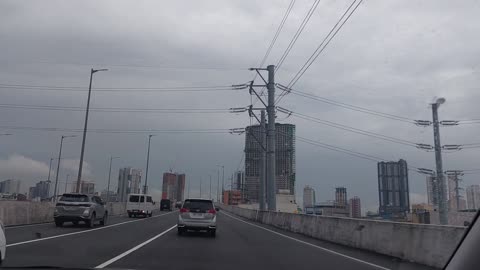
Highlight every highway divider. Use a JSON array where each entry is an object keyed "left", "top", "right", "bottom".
[
  {"left": 219, "top": 204, "right": 466, "bottom": 268},
  {"left": 0, "top": 201, "right": 127, "bottom": 226}
]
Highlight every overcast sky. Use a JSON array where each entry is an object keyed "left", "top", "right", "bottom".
[{"left": 1, "top": 0, "right": 479, "bottom": 212}]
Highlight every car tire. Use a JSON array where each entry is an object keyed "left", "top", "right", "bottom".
[
  {"left": 210, "top": 229, "right": 216, "bottom": 237},
  {"left": 72, "top": 221, "right": 79, "bottom": 226},
  {"left": 55, "top": 219, "right": 63, "bottom": 227},
  {"left": 128, "top": 213, "right": 132, "bottom": 218},
  {"left": 149, "top": 212, "right": 153, "bottom": 217},
  {"left": 88, "top": 213, "right": 96, "bottom": 228},
  {"left": 177, "top": 228, "right": 184, "bottom": 235},
  {"left": 100, "top": 213, "right": 108, "bottom": 226}
]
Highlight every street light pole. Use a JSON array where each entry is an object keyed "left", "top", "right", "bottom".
[
  {"left": 76, "top": 68, "right": 108, "bottom": 193},
  {"left": 47, "top": 157, "right": 54, "bottom": 198},
  {"left": 54, "top": 135, "right": 76, "bottom": 200},
  {"left": 107, "top": 156, "right": 119, "bottom": 203},
  {"left": 64, "top": 174, "right": 70, "bottom": 193},
  {"left": 209, "top": 175, "right": 212, "bottom": 200},
  {"left": 144, "top": 134, "right": 155, "bottom": 194}
]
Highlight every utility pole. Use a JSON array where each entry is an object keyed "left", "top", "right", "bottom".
[
  {"left": 222, "top": 166, "right": 225, "bottom": 202},
  {"left": 217, "top": 168, "right": 220, "bottom": 202},
  {"left": 432, "top": 98, "right": 448, "bottom": 224},
  {"left": 266, "top": 64, "right": 276, "bottom": 211},
  {"left": 76, "top": 68, "right": 108, "bottom": 193},
  {"left": 187, "top": 181, "right": 190, "bottom": 198},
  {"left": 64, "top": 174, "right": 70, "bottom": 193},
  {"left": 144, "top": 135, "right": 155, "bottom": 194},
  {"left": 200, "top": 179, "right": 202, "bottom": 198},
  {"left": 259, "top": 109, "right": 267, "bottom": 211},
  {"left": 54, "top": 135, "right": 75, "bottom": 200},
  {"left": 209, "top": 175, "right": 212, "bottom": 200},
  {"left": 106, "top": 156, "right": 119, "bottom": 203},
  {"left": 47, "top": 157, "right": 53, "bottom": 198}
]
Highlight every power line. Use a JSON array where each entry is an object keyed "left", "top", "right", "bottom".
[
  {"left": 276, "top": 0, "right": 322, "bottom": 71},
  {"left": 0, "top": 104, "right": 233, "bottom": 114},
  {"left": 287, "top": 0, "right": 364, "bottom": 89},
  {"left": 276, "top": 0, "right": 364, "bottom": 106},
  {"left": 287, "top": 110, "right": 418, "bottom": 147},
  {"left": 0, "top": 83, "right": 243, "bottom": 92},
  {"left": 256, "top": 0, "right": 296, "bottom": 72},
  {"left": 0, "top": 125, "right": 232, "bottom": 134},
  {"left": 286, "top": 88, "right": 414, "bottom": 123}
]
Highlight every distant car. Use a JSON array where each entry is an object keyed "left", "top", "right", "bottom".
[
  {"left": 0, "top": 220, "right": 5, "bottom": 265},
  {"left": 127, "top": 194, "right": 155, "bottom": 218},
  {"left": 54, "top": 193, "right": 108, "bottom": 228},
  {"left": 160, "top": 199, "right": 172, "bottom": 211},
  {"left": 175, "top": 201, "right": 182, "bottom": 209},
  {"left": 177, "top": 198, "right": 218, "bottom": 237}
]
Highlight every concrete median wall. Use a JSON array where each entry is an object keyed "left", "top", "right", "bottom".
[
  {"left": 220, "top": 205, "right": 466, "bottom": 268},
  {"left": 0, "top": 201, "right": 127, "bottom": 226}
]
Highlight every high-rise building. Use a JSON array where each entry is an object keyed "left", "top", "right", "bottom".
[
  {"left": 29, "top": 181, "right": 50, "bottom": 200},
  {"left": 0, "top": 179, "right": 21, "bottom": 194},
  {"left": 377, "top": 159, "right": 410, "bottom": 216},
  {"left": 235, "top": 171, "right": 245, "bottom": 191},
  {"left": 426, "top": 176, "right": 438, "bottom": 207},
  {"left": 244, "top": 123, "right": 295, "bottom": 202},
  {"left": 349, "top": 196, "right": 361, "bottom": 218},
  {"left": 447, "top": 175, "right": 464, "bottom": 211},
  {"left": 335, "top": 187, "right": 347, "bottom": 208},
  {"left": 117, "top": 167, "right": 142, "bottom": 202},
  {"left": 162, "top": 172, "right": 186, "bottom": 203},
  {"left": 466, "top": 185, "right": 480, "bottom": 210},
  {"left": 303, "top": 185, "right": 315, "bottom": 209}
]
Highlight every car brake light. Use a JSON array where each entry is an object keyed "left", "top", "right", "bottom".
[
  {"left": 180, "top": 208, "right": 189, "bottom": 213},
  {"left": 208, "top": 209, "right": 216, "bottom": 214}
]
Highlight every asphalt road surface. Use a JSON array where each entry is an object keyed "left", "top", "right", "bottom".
[{"left": 3, "top": 210, "right": 436, "bottom": 270}]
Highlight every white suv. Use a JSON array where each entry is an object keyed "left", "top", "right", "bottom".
[{"left": 177, "top": 199, "right": 218, "bottom": 237}]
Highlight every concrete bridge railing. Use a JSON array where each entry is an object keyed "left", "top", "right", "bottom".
[{"left": 220, "top": 204, "right": 466, "bottom": 269}]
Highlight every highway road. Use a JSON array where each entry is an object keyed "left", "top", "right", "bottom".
[{"left": 3, "top": 210, "right": 435, "bottom": 270}]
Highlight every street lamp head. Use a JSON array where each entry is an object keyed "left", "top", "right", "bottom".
[
  {"left": 62, "top": 135, "right": 77, "bottom": 139},
  {"left": 92, "top": 68, "right": 109, "bottom": 73},
  {"left": 436, "top": 97, "right": 446, "bottom": 105}
]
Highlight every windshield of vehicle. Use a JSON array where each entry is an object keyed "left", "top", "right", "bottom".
[
  {"left": 182, "top": 200, "right": 213, "bottom": 212},
  {"left": 129, "top": 195, "right": 140, "bottom": 203},
  {"left": 59, "top": 194, "right": 89, "bottom": 202}
]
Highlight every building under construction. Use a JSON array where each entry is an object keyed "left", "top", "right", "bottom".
[{"left": 244, "top": 123, "right": 295, "bottom": 203}]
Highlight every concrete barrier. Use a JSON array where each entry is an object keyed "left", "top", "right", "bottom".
[
  {"left": 220, "top": 205, "right": 466, "bottom": 268},
  {"left": 0, "top": 201, "right": 127, "bottom": 226}
]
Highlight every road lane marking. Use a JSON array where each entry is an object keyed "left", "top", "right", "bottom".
[
  {"left": 6, "top": 211, "right": 177, "bottom": 247},
  {"left": 95, "top": 225, "right": 177, "bottom": 268},
  {"left": 5, "top": 222, "right": 53, "bottom": 229},
  {"left": 221, "top": 211, "right": 390, "bottom": 270}
]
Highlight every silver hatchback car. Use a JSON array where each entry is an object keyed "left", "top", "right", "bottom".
[{"left": 177, "top": 199, "right": 218, "bottom": 237}]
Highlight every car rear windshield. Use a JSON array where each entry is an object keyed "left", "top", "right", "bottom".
[
  {"left": 129, "top": 195, "right": 140, "bottom": 202},
  {"left": 59, "top": 194, "right": 89, "bottom": 202},
  {"left": 183, "top": 200, "right": 213, "bottom": 211}
]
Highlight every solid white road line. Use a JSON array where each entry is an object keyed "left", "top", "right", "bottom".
[
  {"left": 6, "top": 211, "right": 177, "bottom": 247},
  {"left": 95, "top": 225, "right": 177, "bottom": 269},
  {"left": 220, "top": 211, "right": 390, "bottom": 270}
]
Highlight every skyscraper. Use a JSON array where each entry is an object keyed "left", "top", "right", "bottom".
[
  {"left": 377, "top": 159, "right": 410, "bottom": 216},
  {"left": 117, "top": 167, "right": 142, "bottom": 202},
  {"left": 29, "top": 180, "right": 50, "bottom": 199},
  {"left": 426, "top": 176, "right": 438, "bottom": 206},
  {"left": 335, "top": 187, "right": 347, "bottom": 208},
  {"left": 447, "top": 175, "right": 463, "bottom": 211},
  {"left": 466, "top": 185, "right": 480, "bottom": 210},
  {"left": 0, "top": 179, "right": 21, "bottom": 194},
  {"left": 349, "top": 196, "right": 361, "bottom": 218},
  {"left": 303, "top": 185, "right": 315, "bottom": 209},
  {"left": 244, "top": 123, "right": 295, "bottom": 202},
  {"left": 162, "top": 172, "right": 185, "bottom": 202},
  {"left": 235, "top": 171, "right": 245, "bottom": 191}
]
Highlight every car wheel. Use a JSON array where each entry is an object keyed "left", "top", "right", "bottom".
[
  {"left": 88, "top": 213, "right": 96, "bottom": 228},
  {"left": 177, "top": 228, "right": 184, "bottom": 235},
  {"left": 210, "top": 229, "right": 216, "bottom": 237},
  {"left": 100, "top": 213, "right": 108, "bottom": 226},
  {"left": 149, "top": 212, "right": 153, "bottom": 217},
  {"left": 72, "top": 221, "right": 79, "bottom": 226},
  {"left": 55, "top": 219, "right": 63, "bottom": 227},
  {"left": 128, "top": 213, "right": 132, "bottom": 218}
]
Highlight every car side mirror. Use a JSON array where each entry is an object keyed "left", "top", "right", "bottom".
[{"left": 215, "top": 207, "right": 220, "bottom": 211}]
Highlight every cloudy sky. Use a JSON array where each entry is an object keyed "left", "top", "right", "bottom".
[{"left": 1, "top": 0, "right": 479, "bottom": 212}]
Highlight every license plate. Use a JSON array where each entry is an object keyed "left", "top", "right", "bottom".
[
  {"left": 64, "top": 206, "right": 77, "bottom": 211},
  {"left": 190, "top": 213, "right": 204, "bottom": 218}
]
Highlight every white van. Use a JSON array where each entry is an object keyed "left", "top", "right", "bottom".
[{"left": 127, "top": 194, "right": 155, "bottom": 218}]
